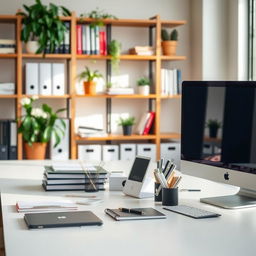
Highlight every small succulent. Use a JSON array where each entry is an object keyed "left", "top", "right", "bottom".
[
  {"left": 118, "top": 117, "right": 135, "bottom": 126},
  {"left": 161, "top": 29, "right": 178, "bottom": 41},
  {"left": 137, "top": 77, "right": 150, "bottom": 86}
]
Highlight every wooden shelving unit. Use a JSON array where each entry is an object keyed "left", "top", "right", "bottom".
[{"left": 0, "top": 13, "right": 186, "bottom": 160}]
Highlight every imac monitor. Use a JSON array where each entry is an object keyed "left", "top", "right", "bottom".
[{"left": 181, "top": 81, "right": 256, "bottom": 209}]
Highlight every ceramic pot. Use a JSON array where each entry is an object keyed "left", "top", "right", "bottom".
[
  {"left": 122, "top": 125, "right": 132, "bottom": 136},
  {"left": 209, "top": 127, "right": 218, "bottom": 138},
  {"left": 25, "top": 41, "right": 39, "bottom": 54},
  {"left": 138, "top": 86, "right": 150, "bottom": 95},
  {"left": 84, "top": 81, "right": 96, "bottom": 95},
  {"left": 161, "top": 41, "right": 177, "bottom": 55},
  {"left": 24, "top": 142, "right": 47, "bottom": 160}
]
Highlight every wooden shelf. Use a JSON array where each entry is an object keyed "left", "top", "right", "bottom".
[
  {"left": 0, "top": 54, "right": 17, "bottom": 59},
  {"left": 0, "top": 95, "right": 17, "bottom": 99},
  {"left": 76, "top": 134, "right": 156, "bottom": 141},
  {"left": 20, "top": 94, "right": 70, "bottom": 99},
  {"left": 160, "top": 95, "right": 181, "bottom": 99},
  {"left": 160, "top": 133, "right": 181, "bottom": 140},
  {"left": 161, "top": 56, "right": 186, "bottom": 61},
  {"left": 0, "top": 15, "right": 17, "bottom": 23},
  {"left": 75, "top": 94, "right": 157, "bottom": 99},
  {"left": 22, "top": 54, "right": 72, "bottom": 59},
  {"left": 76, "top": 54, "right": 157, "bottom": 60},
  {"left": 161, "top": 20, "right": 187, "bottom": 28}
]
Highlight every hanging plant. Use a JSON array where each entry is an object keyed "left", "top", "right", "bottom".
[{"left": 108, "top": 40, "right": 121, "bottom": 74}]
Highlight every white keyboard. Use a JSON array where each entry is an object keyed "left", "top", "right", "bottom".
[{"left": 163, "top": 205, "right": 221, "bottom": 219}]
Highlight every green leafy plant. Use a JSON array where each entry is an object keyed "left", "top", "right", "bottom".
[
  {"left": 118, "top": 117, "right": 136, "bottom": 127},
  {"left": 80, "top": 7, "right": 118, "bottom": 27},
  {"left": 77, "top": 66, "right": 103, "bottom": 82},
  {"left": 18, "top": 96, "right": 66, "bottom": 147},
  {"left": 18, "top": 0, "right": 71, "bottom": 53},
  {"left": 161, "top": 29, "right": 178, "bottom": 41},
  {"left": 137, "top": 77, "right": 150, "bottom": 86},
  {"left": 206, "top": 119, "right": 222, "bottom": 129},
  {"left": 108, "top": 40, "right": 121, "bottom": 74}
]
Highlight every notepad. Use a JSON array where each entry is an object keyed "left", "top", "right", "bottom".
[{"left": 105, "top": 207, "right": 166, "bottom": 221}]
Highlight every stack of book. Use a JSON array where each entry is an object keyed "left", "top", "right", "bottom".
[
  {"left": 161, "top": 69, "right": 182, "bottom": 96},
  {"left": 107, "top": 87, "right": 134, "bottom": 95},
  {"left": 135, "top": 112, "right": 155, "bottom": 135},
  {"left": 77, "top": 126, "right": 107, "bottom": 138},
  {"left": 0, "top": 83, "right": 15, "bottom": 95},
  {"left": 0, "top": 39, "right": 15, "bottom": 53},
  {"left": 42, "top": 163, "right": 108, "bottom": 191},
  {"left": 129, "top": 46, "right": 154, "bottom": 56},
  {"left": 76, "top": 24, "right": 107, "bottom": 55}
]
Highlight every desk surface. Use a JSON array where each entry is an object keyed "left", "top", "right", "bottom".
[{"left": 0, "top": 160, "right": 255, "bottom": 256}]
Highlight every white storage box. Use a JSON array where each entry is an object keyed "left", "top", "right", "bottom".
[
  {"left": 136, "top": 144, "right": 156, "bottom": 162},
  {"left": 120, "top": 144, "right": 136, "bottom": 161},
  {"left": 109, "top": 173, "right": 127, "bottom": 191},
  {"left": 102, "top": 145, "right": 119, "bottom": 161},
  {"left": 161, "top": 142, "right": 180, "bottom": 170},
  {"left": 78, "top": 145, "right": 101, "bottom": 161}
]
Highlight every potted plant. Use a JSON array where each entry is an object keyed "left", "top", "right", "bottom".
[
  {"left": 161, "top": 29, "right": 178, "bottom": 56},
  {"left": 137, "top": 77, "right": 151, "bottom": 95},
  {"left": 77, "top": 66, "right": 103, "bottom": 95},
  {"left": 118, "top": 116, "right": 135, "bottom": 136},
  {"left": 108, "top": 40, "right": 121, "bottom": 74},
  {"left": 18, "top": 96, "right": 66, "bottom": 159},
  {"left": 206, "top": 119, "right": 221, "bottom": 138},
  {"left": 18, "top": 0, "right": 71, "bottom": 54}
]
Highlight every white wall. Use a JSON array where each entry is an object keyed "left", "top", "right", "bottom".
[{"left": 0, "top": 0, "right": 192, "bottom": 134}]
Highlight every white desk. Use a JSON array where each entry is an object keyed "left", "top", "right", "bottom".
[{"left": 0, "top": 160, "right": 256, "bottom": 256}]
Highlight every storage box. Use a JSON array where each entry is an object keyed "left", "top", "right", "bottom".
[
  {"left": 78, "top": 145, "right": 101, "bottom": 161},
  {"left": 102, "top": 145, "right": 119, "bottom": 161},
  {"left": 120, "top": 144, "right": 136, "bottom": 161},
  {"left": 109, "top": 173, "right": 127, "bottom": 191},
  {"left": 136, "top": 144, "right": 156, "bottom": 162},
  {"left": 160, "top": 142, "right": 180, "bottom": 170}
]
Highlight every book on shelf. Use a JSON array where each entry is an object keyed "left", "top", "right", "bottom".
[
  {"left": 78, "top": 131, "right": 108, "bottom": 138},
  {"left": 76, "top": 24, "right": 82, "bottom": 54},
  {"left": 99, "top": 31, "right": 107, "bottom": 55},
  {"left": 135, "top": 112, "right": 155, "bottom": 135},
  {"left": 0, "top": 83, "right": 15, "bottom": 95},
  {"left": 0, "top": 39, "right": 15, "bottom": 54},
  {"left": 63, "top": 21, "right": 71, "bottom": 53},
  {"left": 129, "top": 46, "right": 154, "bottom": 55},
  {"left": 161, "top": 68, "right": 182, "bottom": 96},
  {"left": 78, "top": 126, "right": 103, "bottom": 132}
]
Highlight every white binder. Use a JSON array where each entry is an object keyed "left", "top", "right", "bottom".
[
  {"left": 52, "top": 63, "right": 65, "bottom": 95},
  {"left": 120, "top": 144, "right": 136, "bottom": 161},
  {"left": 102, "top": 145, "right": 119, "bottom": 161},
  {"left": 39, "top": 63, "right": 52, "bottom": 95},
  {"left": 78, "top": 145, "right": 102, "bottom": 161},
  {"left": 50, "top": 119, "right": 69, "bottom": 160},
  {"left": 26, "top": 63, "right": 39, "bottom": 95}
]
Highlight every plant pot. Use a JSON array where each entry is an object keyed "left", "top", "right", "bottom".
[
  {"left": 138, "top": 86, "right": 150, "bottom": 96},
  {"left": 161, "top": 41, "right": 177, "bottom": 56},
  {"left": 24, "top": 142, "right": 47, "bottom": 160},
  {"left": 84, "top": 81, "right": 96, "bottom": 95},
  {"left": 25, "top": 41, "right": 39, "bottom": 54},
  {"left": 209, "top": 127, "right": 218, "bottom": 138},
  {"left": 122, "top": 125, "right": 132, "bottom": 136}
]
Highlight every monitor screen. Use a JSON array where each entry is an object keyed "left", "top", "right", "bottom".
[{"left": 181, "top": 81, "right": 256, "bottom": 175}]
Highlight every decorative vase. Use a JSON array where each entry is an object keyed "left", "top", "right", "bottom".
[
  {"left": 25, "top": 41, "right": 39, "bottom": 54},
  {"left": 138, "top": 86, "right": 150, "bottom": 96},
  {"left": 161, "top": 41, "right": 177, "bottom": 55},
  {"left": 122, "top": 125, "right": 132, "bottom": 136},
  {"left": 24, "top": 142, "right": 47, "bottom": 160},
  {"left": 84, "top": 81, "right": 96, "bottom": 95}
]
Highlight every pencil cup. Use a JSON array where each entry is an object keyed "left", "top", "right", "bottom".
[
  {"left": 154, "top": 183, "right": 162, "bottom": 202},
  {"left": 162, "top": 188, "right": 178, "bottom": 206}
]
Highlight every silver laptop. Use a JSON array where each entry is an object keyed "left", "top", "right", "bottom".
[{"left": 24, "top": 211, "right": 103, "bottom": 229}]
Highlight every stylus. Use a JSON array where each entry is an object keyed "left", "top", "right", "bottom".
[
  {"left": 180, "top": 189, "right": 201, "bottom": 192},
  {"left": 163, "top": 160, "right": 171, "bottom": 176}
]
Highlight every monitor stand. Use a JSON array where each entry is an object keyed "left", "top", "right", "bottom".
[{"left": 200, "top": 188, "right": 256, "bottom": 209}]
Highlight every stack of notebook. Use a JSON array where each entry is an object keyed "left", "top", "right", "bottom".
[{"left": 42, "top": 163, "right": 108, "bottom": 191}]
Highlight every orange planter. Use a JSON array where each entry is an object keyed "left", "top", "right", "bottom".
[
  {"left": 83, "top": 81, "right": 96, "bottom": 95},
  {"left": 24, "top": 142, "right": 47, "bottom": 160},
  {"left": 161, "top": 41, "right": 177, "bottom": 56}
]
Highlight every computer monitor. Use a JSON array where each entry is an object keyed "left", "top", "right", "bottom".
[{"left": 181, "top": 81, "right": 256, "bottom": 209}]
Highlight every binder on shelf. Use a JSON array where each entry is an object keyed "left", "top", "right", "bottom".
[
  {"left": 8, "top": 121, "right": 17, "bottom": 160},
  {"left": 137, "top": 144, "right": 156, "bottom": 162},
  {"left": 90, "top": 26, "right": 96, "bottom": 55},
  {"left": 26, "top": 63, "right": 39, "bottom": 95},
  {"left": 78, "top": 145, "right": 102, "bottom": 161},
  {"left": 143, "top": 112, "right": 155, "bottom": 135},
  {"left": 82, "top": 25, "right": 86, "bottom": 54},
  {"left": 102, "top": 145, "right": 119, "bottom": 161},
  {"left": 94, "top": 26, "right": 100, "bottom": 55},
  {"left": 85, "top": 25, "right": 91, "bottom": 55},
  {"left": 120, "top": 144, "right": 136, "bottom": 161},
  {"left": 0, "top": 121, "right": 8, "bottom": 160},
  {"left": 52, "top": 63, "right": 65, "bottom": 95},
  {"left": 63, "top": 21, "right": 70, "bottom": 53},
  {"left": 76, "top": 24, "right": 82, "bottom": 54},
  {"left": 39, "top": 63, "right": 52, "bottom": 95},
  {"left": 161, "top": 142, "right": 180, "bottom": 170},
  {"left": 50, "top": 119, "right": 69, "bottom": 160}
]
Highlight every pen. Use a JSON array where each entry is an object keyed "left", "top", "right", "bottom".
[
  {"left": 180, "top": 189, "right": 201, "bottom": 192},
  {"left": 119, "top": 208, "right": 144, "bottom": 215}
]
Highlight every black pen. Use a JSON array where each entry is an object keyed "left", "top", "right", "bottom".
[
  {"left": 180, "top": 189, "right": 201, "bottom": 192},
  {"left": 119, "top": 208, "right": 144, "bottom": 215}
]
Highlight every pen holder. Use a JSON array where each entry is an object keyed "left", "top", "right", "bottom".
[
  {"left": 162, "top": 187, "right": 178, "bottom": 206},
  {"left": 154, "top": 183, "right": 162, "bottom": 202}
]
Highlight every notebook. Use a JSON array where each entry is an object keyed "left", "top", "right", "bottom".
[
  {"left": 104, "top": 207, "right": 166, "bottom": 221},
  {"left": 24, "top": 211, "right": 103, "bottom": 229}
]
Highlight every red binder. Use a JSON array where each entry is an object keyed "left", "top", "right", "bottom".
[{"left": 143, "top": 112, "right": 155, "bottom": 135}]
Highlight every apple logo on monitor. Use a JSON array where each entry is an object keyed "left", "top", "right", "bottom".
[{"left": 224, "top": 172, "right": 229, "bottom": 181}]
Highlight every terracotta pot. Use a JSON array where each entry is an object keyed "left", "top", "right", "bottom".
[
  {"left": 138, "top": 86, "right": 150, "bottom": 95},
  {"left": 83, "top": 81, "right": 96, "bottom": 95},
  {"left": 161, "top": 41, "right": 177, "bottom": 56},
  {"left": 24, "top": 142, "right": 47, "bottom": 160},
  {"left": 25, "top": 41, "right": 39, "bottom": 54}
]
